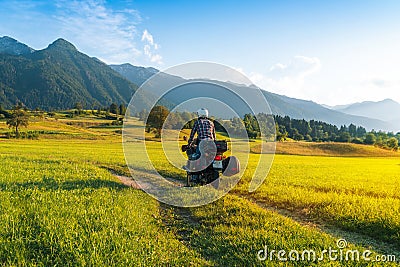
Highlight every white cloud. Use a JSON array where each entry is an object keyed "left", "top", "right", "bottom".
[
  {"left": 363, "top": 78, "right": 391, "bottom": 88},
  {"left": 141, "top": 29, "right": 163, "bottom": 65},
  {"left": 141, "top": 29, "right": 154, "bottom": 45},
  {"left": 0, "top": 0, "right": 163, "bottom": 66},
  {"left": 53, "top": 0, "right": 145, "bottom": 64},
  {"left": 246, "top": 56, "right": 322, "bottom": 100},
  {"left": 267, "top": 56, "right": 321, "bottom": 79},
  {"left": 248, "top": 72, "right": 265, "bottom": 85},
  {"left": 245, "top": 58, "right": 400, "bottom": 105},
  {"left": 295, "top": 56, "right": 321, "bottom": 79},
  {"left": 269, "top": 63, "right": 287, "bottom": 71},
  {"left": 356, "top": 78, "right": 400, "bottom": 101},
  {"left": 150, "top": 54, "right": 162, "bottom": 64},
  {"left": 0, "top": 0, "right": 156, "bottom": 66}
]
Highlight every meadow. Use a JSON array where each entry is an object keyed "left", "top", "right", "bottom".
[{"left": 0, "top": 116, "right": 399, "bottom": 266}]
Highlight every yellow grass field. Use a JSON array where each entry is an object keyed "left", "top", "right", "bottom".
[{"left": 251, "top": 141, "right": 400, "bottom": 157}]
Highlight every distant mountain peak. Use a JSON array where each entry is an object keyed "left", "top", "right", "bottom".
[
  {"left": 1, "top": 36, "right": 16, "bottom": 42},
  {"left": 110, "top": 63, "right": 160, "bottom": 86},
  {"left": 381, "top": 98, "right": 398, "bottom": 104},
  {"left": 344, "top": 98, "right": 398, "bottom": 108},
  {"left": 335, "top": 98, "right": 400, "bottom": 124},
  {"left": 47, "top": 38, "right": 77, "bottom": 51},
  {"left": 0, "top": 36, "right": 35, "bottom": 55}
]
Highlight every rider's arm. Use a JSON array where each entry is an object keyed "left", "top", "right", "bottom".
[
  {"left": 188, "top": 120, "right": 198, "bottom": 144},
  {"left": 213, "top": 128, "right": 216, "bottom": 140},
  {"left": 212, "top": 121, "right": 216, "bottom": 140}
]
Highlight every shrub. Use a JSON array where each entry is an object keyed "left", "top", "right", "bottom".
[
  {"left": 387, "top": 137, "right": 399, "bottom": 150},
  {"left": 364, "top": 133, "right": 376, "bottom": 145},
  {"left": 351, "top": 138, "right": 363, "bottom": 144}
]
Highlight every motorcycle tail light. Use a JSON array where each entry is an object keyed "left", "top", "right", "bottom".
[{"left": 214, "top": 155, "right": 222, "bottom": 161}]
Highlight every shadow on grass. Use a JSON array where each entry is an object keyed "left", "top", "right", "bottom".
[
  {"left": 99, "top": 164, "right": 131, "bottom": 177},
  {"left": 0, "top": 177, "right": 127, "bottom": 192},
  {"left": 100, "top": 164, "right": 186, "bottom": 182}
]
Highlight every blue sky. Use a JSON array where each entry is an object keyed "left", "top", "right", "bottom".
[{"left": 1, "top": 0, "right": 400, "bottom": 105}]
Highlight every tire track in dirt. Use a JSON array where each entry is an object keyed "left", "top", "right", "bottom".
[{"left": 110, "top": 170, "right": 212, "bottom": 265}]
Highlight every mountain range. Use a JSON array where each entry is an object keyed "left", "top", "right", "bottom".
[
  {"left": 331, "top": 99, "right": 400, "bottom": 122},
  {"left": 1, "top": 36, "right": 399, "bottom": 132},
  {"left": 0, "top": 36, "right": 152, "bottom": 110},
  {"left": 110, "top": 63, "right": 397, "bottom": 131}
]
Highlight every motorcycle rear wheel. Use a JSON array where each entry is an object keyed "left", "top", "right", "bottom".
[{"left": 186, "top": 173, "right": 200, "bottom": 187}]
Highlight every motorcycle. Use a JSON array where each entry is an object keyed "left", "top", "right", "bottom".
[{"left": 181, "top": 139, "right": 240, "bottom": 187}]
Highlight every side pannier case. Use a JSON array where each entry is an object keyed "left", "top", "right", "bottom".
[{"left": 222, "top": 156, "right": 240, "bottom": 176}]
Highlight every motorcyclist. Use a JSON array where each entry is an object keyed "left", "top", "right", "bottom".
[
  {"left": 183, "top": 108, "right": 216, "bottom": 172},
  {"left": 182, "top": 108, "right": 239, "bottom": 185},
  {"left": 188, "top": 108, "right": 216, "bottom": 149}
]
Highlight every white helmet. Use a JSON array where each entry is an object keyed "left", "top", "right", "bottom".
[{"left": 197, "top": 108, "right": 209, "bottom": 118}]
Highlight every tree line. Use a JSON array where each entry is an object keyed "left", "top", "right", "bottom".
[
  {"left": 0, "top": 102, "right": 128, "bottom": 138},
  {"left": 2, "top": 102, "right": 399, "bottom": 151},
  {"left": 273, "top": 115, "right": 399, "bottom": 150},
  {"left": 142, "top": 106, "right": 399, "bottom": 150},
  {"left": 72, "top": 102, "right": 127, "bottom": 117}
]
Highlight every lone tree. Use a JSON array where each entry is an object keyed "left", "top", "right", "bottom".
[
  {"left": 119, "top": 103, "right": 126, "bottom": 116},
  {"left": 110, "top": 103, "right": 119, "bottom": 115},
  {"left": 74, "top": 102, "right": 83, "bottom": 114},
  {"left": 6, "top": 104, "right": 29, "bottom": 138},
  {"left": 146, "top": 105, "right": 169, "bottom": 138}
]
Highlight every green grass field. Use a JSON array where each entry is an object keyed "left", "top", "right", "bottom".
[{"left": 0, "top": 117, "right": 399, "bottom": 266}]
